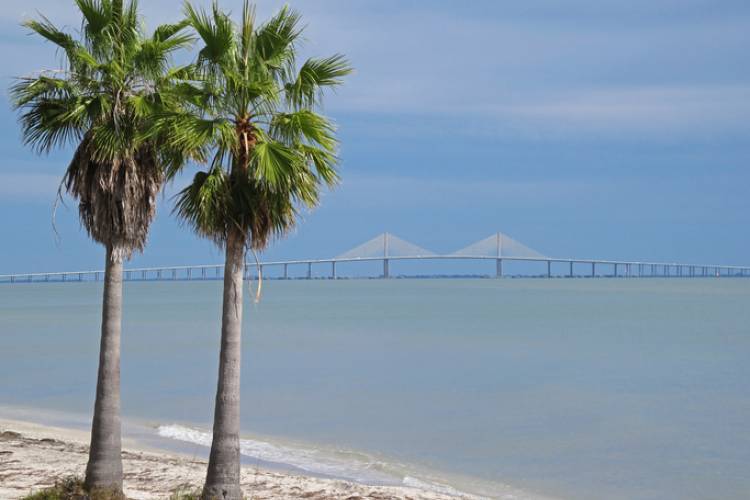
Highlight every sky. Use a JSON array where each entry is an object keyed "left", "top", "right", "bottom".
[{"left": 0, "top": 0, "right": 749, "bottom": 274}]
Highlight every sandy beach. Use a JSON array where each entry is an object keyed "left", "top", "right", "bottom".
[{"left": 0, "top": 418, "right": 490, "bottom": 500}]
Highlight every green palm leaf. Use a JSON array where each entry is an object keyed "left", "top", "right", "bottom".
[{"left": 173, "top": 0, "right": 352, "bottom": 251}]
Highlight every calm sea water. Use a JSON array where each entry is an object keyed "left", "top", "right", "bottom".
[{"left": 1, "top": 278, "right": 749, "bottom": 499}]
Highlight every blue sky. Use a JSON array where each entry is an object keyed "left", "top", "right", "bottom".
[{"left": 1, "top": 0, "right": 749, "bottom": 273}]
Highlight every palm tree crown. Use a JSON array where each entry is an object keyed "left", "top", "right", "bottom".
[
  {"left": 163, "top": 1, "right": 352, "bottom": 252},
  {"left": 11, "top": 0, "right": 194, "bottom": 260}
]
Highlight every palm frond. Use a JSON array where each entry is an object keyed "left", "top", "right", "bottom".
[
  {"left": 300, "top": 144, "right": 339, "bottom": 186},
  {"left": 285, "top": 54, "right": 352, "bottom": 109},
  {"left": 184, "top": 1, "right": 236, "bottom": 70},
  {"left": 24, "top": 16, "right": 100, "bottom": 74},
  {"left": 270, "top": 110, "right": 336, "bottom": 150},
  {"left": 254, "top": 5, "right": 302, "bottom": 69},
  {"left": 15, "top": 91, "right": 90, "bottom": 153},
  {"left": 153, "top": 19, "right": 191, "bottom": 42},
  {"left": 240, "top": 1, "right": 255, "bottom": 65},
  {"left": 74, "top": 0, "right": 112, "bottom": 40},
  {"left": 151, "top": 112, "right": 233, "bottom": 164},
  {"left": 174, "top": 166, "right": 231, "bottom": 244},
  {"left": 24, "top": 15, "right": 77, "bottom": 52},
  {"left": 135, "top": 30, "right": 194, "bottom": 78},
  {"left": 251, "top": 138, "right": 297, "bottom": 188}
]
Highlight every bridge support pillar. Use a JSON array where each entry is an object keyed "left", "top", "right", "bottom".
[
  {"left": 307, "top": 262, "right": 312, "bottom": 279},
  {"left": 332, "top": 262, "right": 337, "bottom": 280},
  {"left": 496, "top": 259, "right": 502, "bottom": 278},
  {"left": 284, "top": 263, "right": 289, "bottom": 280},
  {"left": 569, "top": 261, "right": 573, "bottom": 278},
  {"left": 614, "top": 263, "right": 617, "bottom": 277},
  {"left": 547, "top": 260, "right": 551, "bottom": 278},
  {"left": 384, "top": 259, "right": 390, "bottom": 279},
  {"left": 592, "top": 262, "right": 596, "bottom": 278}
]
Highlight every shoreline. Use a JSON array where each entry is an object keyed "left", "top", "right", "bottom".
[
  {"left": 0, "top": 417, "right": 485, "bottom": 500},
  {"left": 0, "top": 405, "right": 558, "bottom": 500}
]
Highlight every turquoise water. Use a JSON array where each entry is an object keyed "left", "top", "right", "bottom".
[{"left": 1, "top": 279, "right": 749, "bottom": 499}]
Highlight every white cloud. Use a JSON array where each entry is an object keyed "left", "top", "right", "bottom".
[
  {"left": 492, "top": 85, "right": 750, "bottom": 138},
  {"left": 2, "top": 0, "right": 748, "bottom": 141}
]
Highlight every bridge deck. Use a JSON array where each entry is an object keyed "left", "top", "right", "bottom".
[{"left": 1, "top": 255, "right": 748, "bottom": 283}]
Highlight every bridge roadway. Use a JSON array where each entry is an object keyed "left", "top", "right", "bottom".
[{"left": 1, "top": 255, "right": 749, "bottom": 283}]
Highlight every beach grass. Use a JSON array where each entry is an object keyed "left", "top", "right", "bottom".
[
  {"left": 21, "top": 477, "right": 204, "bottom": 500},
  {"left": 21, "top": 476, "right": 124, "bottom": 500},
  {"left": 168, "top": 485, "right": 202, "bottom": 499}
]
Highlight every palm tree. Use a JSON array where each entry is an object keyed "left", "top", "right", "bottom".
[
  {"left": 11, "top": 0, "right": 193, "bottom": 494},
  {"left": 158, "top": 2, "right": 351, "bottom": 498}
]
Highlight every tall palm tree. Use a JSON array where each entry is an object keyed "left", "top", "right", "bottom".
[
  {"left": 158, "top": 2, "right": 351, "bottom": 498},
  {"left": 11, "top": 0, "right": 193, "bottom": 494}
]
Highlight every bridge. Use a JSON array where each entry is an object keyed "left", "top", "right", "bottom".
[{"left": 1, "top": 232, "right": 748, "bottom": 284}]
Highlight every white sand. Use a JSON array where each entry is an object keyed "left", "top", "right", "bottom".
[{"left": 0, "top": 418, "right": 487, "bottom": 500}]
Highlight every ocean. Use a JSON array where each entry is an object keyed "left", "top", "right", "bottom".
[{"left": 1, "top": 278, "right": 749, "bottom": 499}]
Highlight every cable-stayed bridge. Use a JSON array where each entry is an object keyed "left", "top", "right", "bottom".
[{"left": 1, "top": 232, "right": 748, "bottom": 283}]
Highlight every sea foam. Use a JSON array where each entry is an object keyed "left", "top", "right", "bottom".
[
  {"left": 156, "top": 424, "right": 484, "bottom": 497},
  {"left": 157, "top": 423, "right": 397, "bottom": 483}
]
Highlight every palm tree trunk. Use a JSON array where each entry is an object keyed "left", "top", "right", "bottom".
[
  {"left": 85, "top": 245, "right": 124, "bottom": 493},
  {"left": 204, "top": 230, "right": 245, "bottom": 500}
]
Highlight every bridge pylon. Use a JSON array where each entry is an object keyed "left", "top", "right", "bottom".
[
  {"left": 336, "top": 232, "right": 436, "bottom": 278},
  {"left": 452, "top": 232, "right": 547, "bottom": 278}
]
